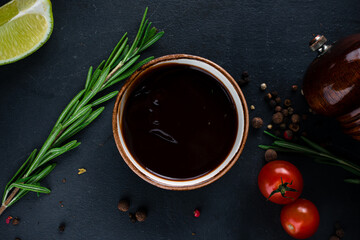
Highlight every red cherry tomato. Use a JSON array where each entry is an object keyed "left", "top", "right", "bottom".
[
  {"left": 280, "top": 199, "right": 320, "bottom": 239},
  {"left": 258, "top": 160, "right": 303, "bottom": 204}
]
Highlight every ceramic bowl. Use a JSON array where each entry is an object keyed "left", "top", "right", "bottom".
[{"left": 112, "top": 54, "right": 249, "bottom": 190}]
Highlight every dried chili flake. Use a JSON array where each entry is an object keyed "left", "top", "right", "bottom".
[{"left": 5, "top": 216, "right": 13, "bottom": 224}]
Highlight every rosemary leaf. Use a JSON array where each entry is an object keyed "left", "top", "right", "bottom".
[
  {"left": 91, "top": 91, "right": 119, "bottom": 107},
  {"left": 63, "top": 100, "right": 79, "bottom": 123},
  {"left": 39, "top": 142, "right": 81, "bottom": 167},
  {"left": 139, "top": 31, "right": 165, "bottom": 52},
  {"left": 105, "top": 33, "right": 128, "bottom": 68},
  {"left": 2, "top": 149, "right": 38, "bottom": 203},
  {"left": 52, "top": 90, "right": 85, "bottom": 131},
  {"left": 108, "top": 36, "right": 129, "bottom": 69},
  {"left": 344, "top": 179, "right": 360, "bottom": 184},
  {"left": 62, "top": 105, "right": 92, "bottom": 128},
  {"left": 300, "top": 136, "right": 332, "bottom": 155},
  {"left": 84, "top": 66, "right": 93, "bottom": 90},
  {"left": 25, "top": 125, "right": 63, "bottom": 176},
  {"left": 102, "top": 56, "right": 154, "bottom": 90},
  {"left": 107, "top": 55, "right": 140, "bottom": 83},
  {"left": 56, "top": 107, "right": 105, "bottom": 144},
  {"left": 55, "top": 108, "right": 92, "bottom": 147},
  {"left": 10, "top": 183, "right": 50, "bottom": 194}
]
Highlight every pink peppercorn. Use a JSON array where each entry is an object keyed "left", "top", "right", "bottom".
[{"left": 193, "top": 209, "right": 200, "bottom": 218}]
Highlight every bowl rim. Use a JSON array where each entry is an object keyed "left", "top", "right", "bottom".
[{"left": 112, "top": 54, "right": 249, "bottom": 190}]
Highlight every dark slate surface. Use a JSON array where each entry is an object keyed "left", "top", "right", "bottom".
[{"left": 1, "top": 0, "right": 360, "bottom": 239}]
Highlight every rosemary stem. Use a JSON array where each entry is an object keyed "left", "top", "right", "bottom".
[
  {"left": 0, "top": 187, "right": 20, "bottom": 216},
  {"left": 105, "top": 61, "right": 124, "bottom": 83}
]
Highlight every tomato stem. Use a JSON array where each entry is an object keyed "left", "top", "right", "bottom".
[{"left": 267, "top": 177, "right": 297, "bottom": 201}]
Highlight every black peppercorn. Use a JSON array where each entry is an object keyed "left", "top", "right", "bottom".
[
  {"left": 129, "top": 213, "right": 137, "bottom": 223},
  {"left": 291, "top": 85, "right": 298, "bottom": 91},
  {"left": 269, "top": 100, "right": 276, "bottom": 108},
  {"left": 289, "top": 123, "right": 300, "bottom": 132},
  {"left": 12, "top": 218, "right": 20, "bottom": 226},
  {"left": 288, "top": 107, "right": 294, "bottom": 115},
  {"left": 265, "top": 149, "right": 277, "bottom": 162},
  {"left": 135, "top": 210, "right": 147, "bottom": 222},
  {"left": 251, "top": 117, "right": 263, "bottom": 129},
  {"left": 272, "top": 112, "right": 284, "bottom": 124},
  {"left": 280, "top": 123, "right": 286, "bottom": 130},
  {"left": 275, "top": 97, "right": 281, "bottom": 104},
  {"left": 271, "top": 91, "right": 278, "bottom": 98},
  {"left": 58, "top": 223, "right": 65, "bottom": 233},
  {"left": 118, "top": 199, "right": 130, "bottom": 212},
  {"left": 291, "top": 114, "right": 300, "bottom": 124},
  {"left": 275, "top": 106, "right": 282, "bottom": 112},
  {"left": 284, "top": 99, "right": 291, "bottom": 107},
  {"left": 281, "top": 109, "right": 289, "bottom": 117}
]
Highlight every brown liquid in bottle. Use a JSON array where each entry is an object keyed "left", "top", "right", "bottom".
[{"left": 122, "top": 63, "right": 238, "bottom": 180}]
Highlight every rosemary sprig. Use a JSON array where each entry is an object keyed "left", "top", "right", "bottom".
[
  {"left": 259, "top": 131, "right": 360, "bottom": 184},
  {"left": 0, "top": 7, "right": 164, "bottom": 216}
]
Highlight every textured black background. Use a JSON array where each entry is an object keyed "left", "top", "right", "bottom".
[{"left": 1, "top": 0, "right": 360, "bottom": 239}]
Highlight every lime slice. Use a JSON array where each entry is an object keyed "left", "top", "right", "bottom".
[{"left": 0, "top": 0, "right": 53, "bottom": 65}]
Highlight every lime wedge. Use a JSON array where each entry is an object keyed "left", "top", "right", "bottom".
[{"left": 0, "top": 0, "right": 53, "bottom": 65}]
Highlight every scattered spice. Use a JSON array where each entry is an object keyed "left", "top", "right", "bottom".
[
  {"left": 284, "top": 99, "right": 292, "bottom": 107},
  {"left": 62, "top": 178, "right": 66, "bottom": 183},
  {"left": 237, "top": 71, "right": 250, "bottom": 86},
  {"left": 272, "top": 112, "right": 284, "bottom": 124},
  {"left": 301, "top": 89, "right": 304, "bottom": 95},
  {"left": 260, "top": 83, "right": 267, "bottom": 90},
  {"left": 267, "top": 124, "right": 273, "bottom": 130},
  {"left": 329, "top": 236, "right": 340, "bottom": 240},
  {"left": 251, "top": 117, "right": 263, "bottom": 129},
  {"left": 78, "top": 168, "right": 87, "bottom": 175},
  {"left": 279, "top": 123, "right": 286, "bottom": 130},
  {"left": 192, "top": 232, "right": 196, "bottom": 236},
  {"left": 264, "top": 93, "right": 272, "bottom": 101},
  {"left": 12, "top": 218, "right": 20, "bottom": 226},
  {"left": 271, "top": 91, "right": 278, "bottom": 98},
  {"left": 284, "top": 130, "right": 293, "bottom": 140},
  {"left": 15, "top": 238, "right": 21, "bottom": 240},
  {"left": 5, "top": 216, "right": 13, "bottom": 224},
  {"left": 59, "top": 201, "right": 64, "bottom": 208},
  {"left": 289, "top": 123, "right": 300, "bottom": 132},
  {"left": 250, "top": 105, "right": 255, "bottom": 110},
  {"left": 129, "top": 213, "right": 137, "bottom": 223},
  {"left": 193, "top": 209, "right": 200, "bottom": 218},
  {"left": 265, "top": 149, "right": 277, "bottom": 162},
  {"left": 118, "top": 199, "right": 130, "bottom": 212},
  {"left": 291, "top": 114, "right": 300, "bottom": 124},
  {"left": 335, "top": 222, "right": 345, "bottom": 238},
  {"left": 288, "top": 107, "right": 294, "bottom": 115},
  {"left": 269, "top": 100, "right": 276, "bottom": 108},
  {"left": 275, "top": 97, "right": 281, "bottom": 105},
  {"left": 58, "top": 223, "right": 65, "bottom": 232},
  {"left": 281, "top": 109, "right": 289, "bottom": 117},
  {"left": 135, "top": 209, "right": 147, "bottom": 222},
  {"left": 291, "top": 85, "right": 298, "bottom": 91}
]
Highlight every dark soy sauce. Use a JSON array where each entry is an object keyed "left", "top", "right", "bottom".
[{"left": 122, "top": 63, "right": 238, "bottom": 180}]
